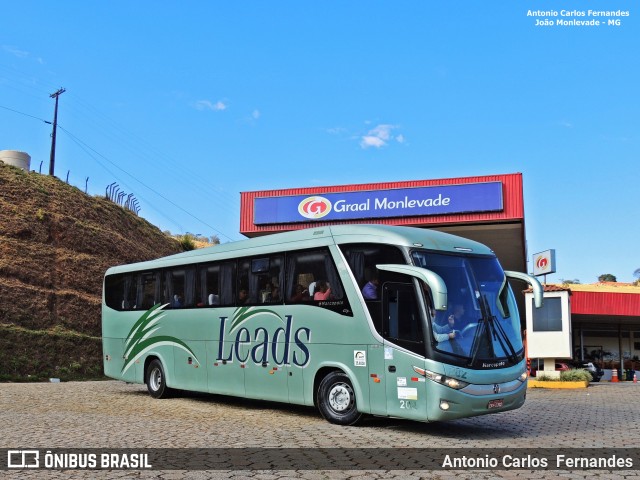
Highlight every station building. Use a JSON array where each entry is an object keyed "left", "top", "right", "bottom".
[
  {"left": 533, "top": 283, "right": 640, "bottom": 377},
  {"left": 241, "top": 173, "right": 528, "bottom": 314},
  {"left": 240, "top": 173, "right": 527, "bottom": 274},
  {"left": 240, "top": 173, "right": 640, "bottom": 372}
]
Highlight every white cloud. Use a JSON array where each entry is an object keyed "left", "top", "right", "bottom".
[
  {"left": 252, "top": 109, "right": 260, "bottom": 120},
  {"left": 360, "top": 124, "right": 404, "bottom": 149},
  {"left": 194, "top": 100, "right": 227, "bottom": 111},
  {"left": 369, "top": 124, "right": 394, "bottom": 141},
  {"left": 2, "top": 45, "right": 29, "bottom": 58},
  {"left": 2, "top": 46, "right": 45, "bottom": 65},
  {"left": 360, "top": 135, "right": 387, "bottom": 149}
]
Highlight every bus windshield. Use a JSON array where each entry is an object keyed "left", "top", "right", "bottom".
[{"left": 411, "top": 251, "right": 523, "bottom": 367}]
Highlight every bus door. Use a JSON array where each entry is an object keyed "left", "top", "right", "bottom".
[{"left": 382, "top": 282, "right": 429, "bottom": 421}]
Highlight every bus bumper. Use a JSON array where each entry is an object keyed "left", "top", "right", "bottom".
[{"left": 426, "top": 379, "right": 527, "bottom": 421}]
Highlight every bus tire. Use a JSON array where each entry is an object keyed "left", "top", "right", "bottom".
[
  {"left": 146, "top": 359, "right": 172, "bottom": 399},
  {"left": 317, "top": 371, "right": 362, "bottom": 425}
]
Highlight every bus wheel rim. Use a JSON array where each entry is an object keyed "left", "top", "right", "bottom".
[
  {"left": 150, "top": 368, "right": 162, "bottom": 391},
  {"left": 328, "top": 383, "right": 352, "bottom": 412}
]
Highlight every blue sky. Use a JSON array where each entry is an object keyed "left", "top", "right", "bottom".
[{"left": 1, "top": 1, "right": 638, "bottom": 283}]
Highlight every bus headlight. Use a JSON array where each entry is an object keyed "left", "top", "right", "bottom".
[
  {"left": 413, "top": 366, "right": 469, "bottom": 390},
  {"left": 518, "top": 371, "right": 528, "bottom": 382}
]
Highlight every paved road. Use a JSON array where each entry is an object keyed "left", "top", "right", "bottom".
[{"left": 1, "top": 381, "right": 639, "bottom": 478}]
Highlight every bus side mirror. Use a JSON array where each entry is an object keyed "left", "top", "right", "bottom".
[
  {"left": 505, "top": 271, "right": 543, "bottom": 308},
  {"left": 376, "top": 264, "right": 448, "bottom": 310}
]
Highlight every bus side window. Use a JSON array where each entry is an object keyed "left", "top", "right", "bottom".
[
  {"left": 135, "top": 272, "right": 160, "bottom": 310},
  {"left": 382, "top": 282, "right": 425, "bottom": 356},
  {"left": 284, "top": 248, "right": 351, "bottom": 315},
  {"left": 163, "top": 267, "right": 196, "bottom": 308},
  {"left": 236, "top": 255, "right": 283, "bottom": 306},
  {"left": 340, "top": 243, "right": 406, "bottom": 294},
  {"left": 197, "top": 261, "right": 235, "bottom": 307},
  {"left": 121, "top": 274, "right": 135, "bottom": 310},
  {"left": 237, "top": 259, "right": 251, "bottom": 304},
  {"left": 254, "top": 256, "right": 283, "bottom": 304},
  {"left": 105, "top": 273, "right": 133, "bottom": 311}
]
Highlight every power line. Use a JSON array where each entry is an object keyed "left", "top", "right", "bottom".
[
  {"left": 57, "top": 125, "right": 237, "bottom": 242},
  {"left": 1, "top": 66, "right": 240, "bottom": 218},
  {"left": 58, "top": 126, "right": 183, "bottom": 230},
  {"left": 0, "top": 104, "right": 50, "bottom": 124},
  {"left": 63, "top": 91, "right": 241, "bottom": 216},
  {"left": 0, "top": 101, "right": 239, "bottom": 241},
  {"left": 0, "top": 70, "right": 241, "bottom": 239}
]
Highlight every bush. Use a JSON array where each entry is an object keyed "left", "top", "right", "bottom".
[
  {"left": 179, "top": 235, "right": 196, "bottom": 251},
  {"left": 560, "top": 369, "right": 593, "bottom": 382},
  {"left": 533, "top": 369, "right": 592, "bottom": 382}
]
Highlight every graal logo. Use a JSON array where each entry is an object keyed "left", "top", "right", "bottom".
[
  {"left": 298, "top": 196, "right": 332, "bottom": 219},
  {"left": 8, "top": 450, "right": 39, "bottom": 468},
  {"left": 535, "top": 255, "right": 549, "bottom": 272}
]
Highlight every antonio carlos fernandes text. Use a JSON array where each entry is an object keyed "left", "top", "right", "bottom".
[{"left": 442, "top": 454, "right": 634, "bottom": 469}]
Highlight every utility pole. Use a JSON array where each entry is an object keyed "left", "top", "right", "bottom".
[{"left": 49, "top": 88, "right": 66, "bottom": 176}]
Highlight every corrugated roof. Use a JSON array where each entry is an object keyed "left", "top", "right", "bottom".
[
  {"left": 571, "top": 290, "right": 640, "bottom": 316},
  {"left": 556, "top": 282, "right": 640, "bottom": 294},
  {"left": 525, "top": 283, "right": 640, "bottom": 317}
]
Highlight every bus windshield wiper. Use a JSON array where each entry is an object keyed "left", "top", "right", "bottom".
[
  {"left": 467, "top": 291, "right": 496, "bottom": 367},
  {"left": 467, "top": 313, "right": 490, "bottom": 368},
  {"left": 480, "top": 294, "right": 518, "bottom": 364}
]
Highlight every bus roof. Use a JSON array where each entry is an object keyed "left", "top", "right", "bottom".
[{"left": 105, "top": 224, "right": 494, "bottom": 276}]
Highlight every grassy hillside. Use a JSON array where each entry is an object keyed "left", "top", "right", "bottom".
[{"left": 0, "top": 162, "right": 184, "bottom": 381}]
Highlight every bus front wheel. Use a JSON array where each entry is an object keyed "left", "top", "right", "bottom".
[
  {"left": 146, "top": 359, "right": 172, "bottom": 399},
  {"left": 317, "top": 371, "right": 362, "bottom": 425}
]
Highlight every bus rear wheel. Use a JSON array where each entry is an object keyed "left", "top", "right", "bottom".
[
  {"left": 146, "top": 359, "right": 172, "bottom": 399},
  {"left": 317, "top": 371, "right": 362, "bottom": 425}
]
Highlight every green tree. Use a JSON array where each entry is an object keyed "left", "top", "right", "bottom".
[
  {"left": 560, "top": 278, "right": 580, "bottom": 285},
  {"left": 179, "top": 234, "right": 196, "bottom": 251},
  {"left": 598, "top": 274, "right": 617, "bottom": 282}
]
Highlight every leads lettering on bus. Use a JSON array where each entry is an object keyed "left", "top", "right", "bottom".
[{"left": 217, "top": 315, "right": 311, "bottom": 367}]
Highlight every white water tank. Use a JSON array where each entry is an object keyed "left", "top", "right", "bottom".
[{"left": 0, "top": 150, "right": 31, "bottom": 171}]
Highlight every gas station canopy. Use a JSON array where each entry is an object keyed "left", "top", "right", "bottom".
[{"left": 240, "top": 173, "right": 527, "bottom": 274}]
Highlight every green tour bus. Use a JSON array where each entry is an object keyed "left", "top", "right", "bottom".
[{"left": 102, "top": 224, "right": 542, "bottom": 425}]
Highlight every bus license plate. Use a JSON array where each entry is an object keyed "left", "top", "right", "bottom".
[{"left": 487, "top": 399, "right": 503, "bottom": 409}]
